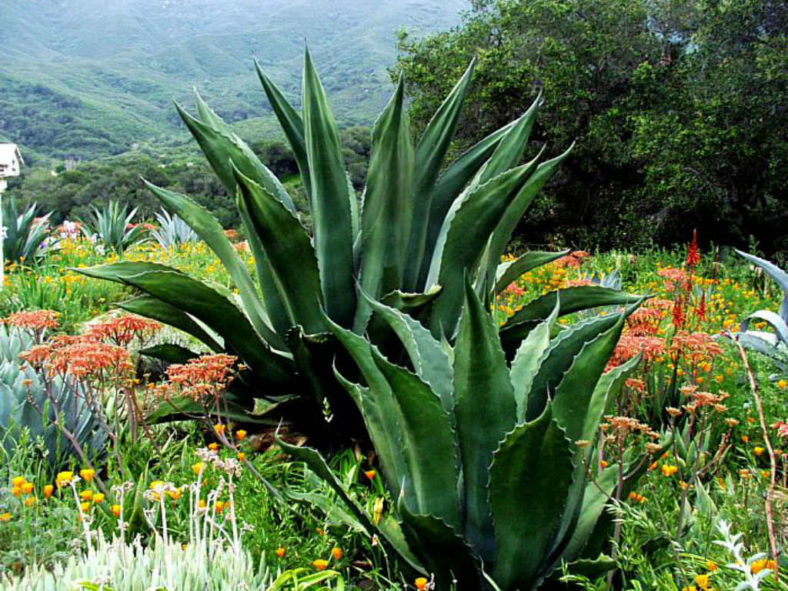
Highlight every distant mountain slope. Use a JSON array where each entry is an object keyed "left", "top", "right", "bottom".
[{"left": 0, "top": 0, "right": 465, "bottom": 162}]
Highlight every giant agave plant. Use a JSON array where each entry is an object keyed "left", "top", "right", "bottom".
[
  {"left": 279, "top": 284, "right": 654, "bottom": 589},
  {"left": 78, "top": 52, "right": 638, "bottom": 434}
]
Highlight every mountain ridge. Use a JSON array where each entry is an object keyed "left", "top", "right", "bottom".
[{"left": 0, "top": 0, "right": 465, "bottom": 162}]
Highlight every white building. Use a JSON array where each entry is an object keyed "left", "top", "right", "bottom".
[{"left": 0, "top": 144, "right": 23, "bottom": 190}]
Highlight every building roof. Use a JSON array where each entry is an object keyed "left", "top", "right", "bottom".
[{"left": 0, "top": 144, "right": 23, "bottom": 167}]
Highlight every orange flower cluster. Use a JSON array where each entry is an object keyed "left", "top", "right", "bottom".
[
  {"left": 670, "top": 331, "right": 723, "bottom": 364},
  {"left": 658, "top": 267, "right": 691, "bottom": 291},
  {"left": 162, "top": 354, "right": 238, "bottom": 402},
  {"left": 5, "top": 310, "right": 59, "bottom": 332},
  {"left": 86, "top": 314, "right": 161, "bottom": 346},
  {"left": 626, "top": 298, "right": 671, "bottom": 336},
  {"left": 680, "top": 386, "right": 729, "bottom": 414},
  {"left": 20, "top": 334, "right": 132, "bottom": 381},
  {"left": 607, "top": 334, "right": 665, "bottom": 370}
]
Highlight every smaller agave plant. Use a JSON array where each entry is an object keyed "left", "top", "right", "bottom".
[
  {"left": 0, "top": 325, "right": 107, "bottom": 468},
  {"left": 80, "top": 201, "right": 147, "bottom": 255},
  {"left": 727, "top": 250, "right": 788, "bottom": 375},
  {"left": 150, "top": 208, "right": 199, "bottom": 248},
  {"left": 1, "top": 197, "right": 52, "bottom": 262}
]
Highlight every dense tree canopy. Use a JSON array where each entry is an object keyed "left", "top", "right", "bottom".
[{"left": 394, "top": 0, "right": 787, "bottom": 257}]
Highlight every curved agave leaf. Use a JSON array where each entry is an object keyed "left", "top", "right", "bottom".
[
  {"left": 143, "top": 181, "right": 282, "bottom": 349},
  {"left": 500, "top": 286, "right": 643, "bottom": 353},
  {"left": 426, "top": 162, "right": 544, "bottom": 338},
  {"left": 490, "top": 404, "right": 574, "bottom": 589},
  {"left": 510, "top": 298, "right": 560, "bottom": 422},
  {"left": 365, "top": 294, "right": 454, "bottom": 414},
  {"left": 302, "top": 48, "right": 356, "bottom": 328},
  {"left": 739, "top": 310, "right": 788, "bottom": 345},
  {"left": 736, "top": 250, "right": 788, "bottom": 320},
  {"left": 76, "top": 262, "right": 293, "bottom": 387},
  {"left": 233, "top": 165, "right": 325, "bottom": 335},
  {"left": 397, "top": 502, "right": 484, "bottom": 589},
  {"left": 329, "top": 319, "right": 460, "bottom": 525},
  {"left": 476, "top": 92, "right": 542, "bottom": 186},
  {"left": 354, "top": 76, "right": 415, "bottom": 331},
  {"left": 404, "top": 59, "right": 476, "bottom": 290},
  {"left": 176, "top": 98, "right": 296, "bottom": 213},
  {"left": 525, "top": 311, "right": 628, "bottom": 421},
  {"left": 494, "top": 249, "right": 570, "bottom": 294},
  {"left": 254, "top": 59, "right": 312, "bottom": 202},
  {"left": 453, "top": 279, "right": 515, "bottom": 561},
  {"left": 549, "top": 312, "right": 629, "bottom": 556},
  {"left": 418, "top": 121, "right": 516, "bottom": 289},
  {"left": 478, "top": 144, "right": 575, "bottom": 298}
]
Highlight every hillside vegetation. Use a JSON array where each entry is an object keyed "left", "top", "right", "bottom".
[{"left": 0, "top": 0, "right": 463, "bottom": 162}]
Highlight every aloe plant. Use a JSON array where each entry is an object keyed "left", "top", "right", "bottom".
[
  {"left": 1, "top": 197, "right": 52, "bottom": 262},
  {"left": 728, "top": 250, "right": 788, "bottom": 374},
  {"left": 77, "top": 52, "right": 637, "bottom": 433},
  {"left": 0, "top": 326, "right": 107, "bottom": 469},
  {"left": 278, "top": 284, "right": 653, "bottom": 589}
]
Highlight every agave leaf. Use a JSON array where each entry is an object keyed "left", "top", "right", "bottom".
[
  {"left": 302, "top": 49, "right": 357, "bottom": 327},
  {"left": 255, "top": 59, "right": 312, "bottom": 201},
  {"left": 510, "top": 298, "right": 560, "bottom": 422},
  {"left": 330, "top": 319, "right": 460, "bottom": 525},
  {"left": 501, "top": 286, "right": 643, "bottom": 352},
  {"left": 736, "top": 250, "right": 788, "bottom": 320},
  {"left": 397, "top": 502, "right": 484, "bottom": 588},
  {"left": 478, "top": 144, "right": 574, "bottom": 297},
  {"left": 139, "top": 343, "right": 198, "bottom": 364},
  {"left": 418, "top": 121, "right": 515, "bottom": 289},
  {"left": 426, "top": 163, "right": 544, "bottom": 337},
  {"left": 143, "top": 182, "right": 282, "bottom": 349},
  {"left": 552, "top": 312, "right": 629, "bottom": 443},
  {"left": 372, "top": 350, "right": 461, "bottom": 526},
  {"left": 328, "top": 324, "right": 409, "bottom": 496},
  {"left": 365, "top": 294, "right": 454, "bottom": 414},
  {"left": 739, "top": 310, "right": 788, "bottom": 345},
  {"left": 525, "top": 312, "right": 625, "bottom": 421},
  {"left": 476, "top": 92, "right": 542, "bottom": 185},
  {"left": 354, "top": 76, "right": 415, "bottom": 331},
  {"left": 453, "top": 279, "right": 516, "bottom": 561},
  {"left": 561, "top": 468, "right": 617, "bottom": 562},
  {"left": 490, "top": 404, "right": 574, "bottom": 588},
  {"left": 77, "top": 262, "right": 293, "bottom": 386},
  {"left": 494, "top": 249, "right": 570, "bottom": 294},
  {"left": 118, "top": 294, "right": 223, "bottom": 351},
  {"left": 176, "top": 100, "right": 296, "bottom": 213},
  {"left": 549, "top": 312, "right": 629, "bottom": 556},
  {"left": 233, "top": 165, "right": 325, "bottom": 335},
  {"left": 405, "top": 59, "right": 476, "bottom": 290}
]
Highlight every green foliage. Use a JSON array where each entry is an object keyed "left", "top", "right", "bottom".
[
  {"left": 1, "top": 198, "right": 51, "bottom": 263},
  {"left": 78, "top": 201, "right": 146, "bottom": 255},
  {"left": 283, "top": 285, "right": 649, "bottom": 589},
  {"left": 76, "top": 53, "right": 636, "bottom": 440},
  {"left": 0, "top": 0, "right": 465, "bottom": 161},
  {"left": 0, "top": 326, "right": 107, "bottom": 470},
  {"left": 394, "top": 0, "right": 787, "bottom": 255}
]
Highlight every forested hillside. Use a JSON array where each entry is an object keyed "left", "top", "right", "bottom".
[{"left": 0, "top": 0, "right": 464, "bottom": 162}]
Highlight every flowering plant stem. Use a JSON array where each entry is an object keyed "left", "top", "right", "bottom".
[{"left": 733, "top": 337, "right": 780, "bottom": 582}]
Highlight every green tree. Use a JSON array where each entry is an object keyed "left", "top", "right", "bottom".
[{"left": 394, "top": 0, "right": 787, "bottom": 256}]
